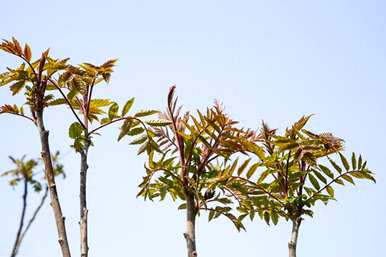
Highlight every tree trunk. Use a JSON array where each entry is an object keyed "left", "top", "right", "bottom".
[
  {"left": 36, "top": 110, "right": 71, "bottom": 257},
  {"left": 10, "top": 178, "right": 28, "bottom": 257},
  {"left": 184, "top": 193, "right": 197, "bottom": 257},
  {"left": 288, "top": 217, "right": 302, "bottom": 257},
  {"left": 80, "top": 140, "right": 91, "bottom": 257}
]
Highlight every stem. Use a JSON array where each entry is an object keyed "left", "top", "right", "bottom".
[
  {"left": 85, "top": 77, "right": 96, "bottom": 120},
  {"left": 184, "top": 193, "right": 197, "bottom": 257},
  {"left": 288, "top": 217, "right": 302, "bottom": 257},
  {"left": 0, "top": 112, "right": 36, "bottom": 124},
  {"left": 87, "top": 116, "right": 148, "bottom": 136},
  {"left": 307, "top": 170, "right": 357, "bottom": 202},
  {"left": 231, "top": 176, "right": 286, "bottom": 207},
  {"left": 10, "top": 178, "right": 28, "bottom": 257},
  {"left": 36, "top": 110, "right": 71, "bottom": 257},
  {"left": 79, "top": 139, "right": 91, "bottom": 257},
  {"left": 48, "top": 78, "right": 86, "bottom": 129},
  {"left": 18, "top": 186, "right": 49, "bottom": 249}
]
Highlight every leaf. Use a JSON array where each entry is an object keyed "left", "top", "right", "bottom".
[
  {"left": 24, "top": 44, "right": 32, "bottom": 61},
  {"left": 178, "top": 203, "right": 187, "bottom": 210},
  {"left": 309, "top": 174, "right": 320, "bottom": 190},
  {"left": 129, "top": 135, "right": 148, "bottom": 145},
  {"left": 48, "top": 98, "right": 67, "bottom": 106},
  {"left": 339, "top": 153, "right": 350, "bottom": 171},
  {"left": 271, "top": 212, "right": 279, "bottom": 225},
  {"left": 73, "top": 138, "right": 84, "bottom": 152},
  {"left": 358, "top": 155, "right": 363, "bottom": 169},
  {"left": 328, "top": 157, "right": 342, "bottom": 174},
  {"left": 122, "top": 97, "right": 135, "bottom": 116},
  {"left": 135, "top": 110, "right": 159, "bottom": 117},
  {"left": 246, "top": 163, "right": 259, "bottom": 179},
  {"left": 127, "top": 127, "right": 145, "bottom": 136},
  {"left": 351, "top": 152, "right": 357, "bottom": 170},
  {"left": 145, "top": 119, "right": 172, "bottom": 127},
  {"left": 342, "top": 174, "right": 355, "bottom": 185},
  {"left": 313, "top": 170, "right": 327, "bottom": 184},
  {"left": 90, "top": 99, "right": 112, "bottom": 107},
  {"left": 326, "top": 185, "right": 334, "bottom": 197},
  {"left": 108, "top": 102, "right": 119, "bottom": 120},
  {"left": 10, "top": 81, "right": 25, "bottom": 95},
  {"left": 263, "top": 211, "right": 270, "bottom": 225},
  {"left": 69, "top": 122, "right": 83, "bottom": 139},
  {"left": 237, "top": 158, "right": 251, "bottom": 176},
  {"left": 318, "top": 164, "right": 334, "bottom": 179}
]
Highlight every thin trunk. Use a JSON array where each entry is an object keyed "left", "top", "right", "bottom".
[
  {"left": 80, "top": 140, "right": 90, "bottom": 257},
  {"left": 10, "top": 178, "right": 28, "bottom": 257},
  {"left": 184, "top": 193, "right": 197, "bottom": 257},
  {"left": 36, "top": 110, "right": 71, "bottom": 257},
  {"left": 288, "top": 217, "right": 302, "bottom": 257},
  {"left": 13, "top": 186, "right": 48, "bottom": 257}
]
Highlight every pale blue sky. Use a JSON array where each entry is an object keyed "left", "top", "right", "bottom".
[{"left": 1, "top": 1, "right": 385, "bottom": 257}]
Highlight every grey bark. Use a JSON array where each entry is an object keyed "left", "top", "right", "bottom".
[
  {"left": 36, "top": 110, "right": 71, "bottom": 257},
  {"left": 288, "top": 218, "right": 302, "bottom": 257},
  {"left": 184, "top": 193, "right": 197, "bottom": 257},
  {"left": 10, "top": 178, "right": 28, "bottom": 257},
  {"left": 80, "top": 140, "right": 91, "bottom": 257}
]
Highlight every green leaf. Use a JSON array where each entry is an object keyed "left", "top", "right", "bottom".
[
  {"left": 127, "top": 127, "right": 145, "bottom": 136},
  {"left": 73, "top": 138, "right": 84, "bottom": 152},
  {"left": 237, "top": 158, "right": 251, "bottom": 176},
  {"left": 145, "top": 119, "right": 172, "bottom": 127},
  {"left": 339, "top": 153, "right": 350, "bottom": 171},
  {"left": 328, "top": 157, "right": 342, "bottom": 174},
  {"left": 271, "top": 212, "right": 279, "bottom": 225},
  {"left": 326, "top": 186, "right": 334, "bottom": 197},
  {"left": 246, "top": 163, "right": 259, "bottom": 179},
  {"left": 48, "top": 98, "right": 67, "bottom": 106},
  {"left": 178, "top": 203, "right": 186, "bottom": 210},
  {"left": 358, "top": 155, "right": 363, "bottom": 169},
  {"left": 309, "top": 174, "right": 320, "bottom": 190},
  {"left": 263, "top": 211, "right": 270, "bottom": 225},
  {"left": 108, "top": 102, "right": 119, "bottom": 120},
  {"left": 130, "top": 135, "right": 147, "bottom": 145},
  {"left": 313, "top": 170, "right": 327, "bottom": 184},
  {"left": 69, "top": 122, "right": 83, "bottom": 139},
  {"left": 342, "top": 174, "right": 355, "bottom": 185},
  {"left": 90, "top": 99, "right": 112, "bottom": 107},
  {"left": 351, "top": 152, "right": 357, "bottom": 170},
  {"left": 135, "top": 109, "right": 159, "bottom": 117},
  {"left": 318, "top": 164, "right": 334, "bottom": 179},
  {"left": 122, "top": 97, "right": 135, "bottom": 116},
  {"left": 10, "top": 81, "right": 25, "bottom": 95}
]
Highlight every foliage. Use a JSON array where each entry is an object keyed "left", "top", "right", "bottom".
[
  {"left": 130, "top": 86, "right": 261, "bottom": 230},
  {"left": 0, "top": 38, "right": 69, "bottom": 119},
  {"left": 2, "top": 151, "right": 65, "bottom": 191},
  {"left": 235, "top": 116, "right": 375, "bottom": 225}
]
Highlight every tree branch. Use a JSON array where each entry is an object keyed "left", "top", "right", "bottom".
[
  {"left": 10, "top": 178, "right": 28, "bottom": 257},
  {"left": 16, "top": 186, "right": 49, "bottom": 253},
  {"left": 48, "top": 78, "right": 86, "bottom": 129},
  {"left": 0, "top": 112, "right": 36, "bottom": 125}
]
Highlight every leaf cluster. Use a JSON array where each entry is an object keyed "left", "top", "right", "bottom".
[
  {"left": 235, "top": 116, "right": 375, "bottom": 225},
  {"left": 1, "top": 151, "right": 64, "bottom": 192},
  {"left": 133, "top": 86, "right": 261, "bottom": 230}
]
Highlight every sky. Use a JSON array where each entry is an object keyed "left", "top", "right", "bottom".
[{"left": 0, "top": 0, "right": 385, "bottom": 257}]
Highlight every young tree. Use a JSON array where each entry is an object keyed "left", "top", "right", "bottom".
[
  {"left": 236, "top": 116, "right": 375, "bottom": 257},
  {"left": 0, "top": 38, "right": 73, "bottom": 257},
  {"left": 2, "top": 152, "right": 64, "bottom": 257},
  {"left": 121, "top": 86, "right": 259, "bottom": 257},
  {"left": 48, "top": 62, "right": 157, "bottom": 257}
]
